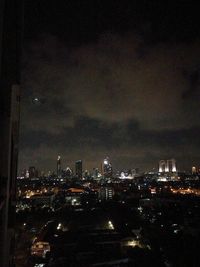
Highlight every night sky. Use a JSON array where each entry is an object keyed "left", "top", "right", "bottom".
[{"left": 19, "top": 0, "right": 200, "bottom": 172}]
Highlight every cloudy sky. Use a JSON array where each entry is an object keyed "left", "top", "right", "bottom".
[{"left": 19, "top": 1, "right": 200, "bottom": 172}]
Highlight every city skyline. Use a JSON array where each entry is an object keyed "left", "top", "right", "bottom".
[
  {"left": 18, "top": 155, "right": 199, "bottom": 175},
  {"left": 6, "top": 2, "right": 200, "bottom": 266},
  {"left": 18, "top": 1, "right": 200, "bottom": 172}
]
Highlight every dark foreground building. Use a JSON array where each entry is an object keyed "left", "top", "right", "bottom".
[{"left": 0, "top": 1, "right": 23, "bottom": 266}]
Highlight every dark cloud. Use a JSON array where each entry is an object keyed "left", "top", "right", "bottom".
[{"left": 19, "top": 33, "right": 200, "bottom": 172}]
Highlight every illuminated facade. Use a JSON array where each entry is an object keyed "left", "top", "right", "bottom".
[
  {"left": 159, "top": 159, "right": 177, "bottom": 173},
  {"left": 192, "top": 166, "right": 197, "bottom": 174},
  {"left": 102, "top": 157, "right": 113, "bottom": 178},
  {"left": 117, "top": 168, "right": 139, "bottom": 179},
  {"left": 99, "top": 187, "right": 114, "bottom": 200},
  {"left": 75, "top": 160, "right": 82, "bottom": 179}
]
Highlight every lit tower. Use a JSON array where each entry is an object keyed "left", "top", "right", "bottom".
[
  {"left": 57, "top": 156, "right": 61, "bottom": 178},
  {"left": 171, "top": 159, "right": 177, "bottom": 172},
  {"left": 165, "top": 160, "right": 169, "bottom": 172},
  {"left": 159, "top": 159, "right": 177, "bottom": 173},
  {"left": 159, "top": 160, "right": 165, "bottom": 172},
  {"left": 192, "top": 166, "right": 196, "bottom": 174},
  {"left": 102, "top": 157, "right": 113, "bottom": 179}
]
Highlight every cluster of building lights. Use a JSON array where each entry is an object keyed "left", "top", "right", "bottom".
[{"left": 170, "top": 187, "right": 200, "bottom": 196}]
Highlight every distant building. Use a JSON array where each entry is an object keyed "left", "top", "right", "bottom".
[
  {"left": 75, "top": 160, "right": 82, "bottom": 179},
  {"left": 65, "top": 167, "right": 72, "bottom": 178},
  {"left": 65, "top": 187, "right": 84, "bottom": 205},
  {"left": 25, "top": 169, "right": 29, "bottom": 178},
  {"left": 57, "top": 155, "right": 61, "bottom": 178},
  {"left": 99, "top": 187, "right": 114, "bottom": 200},
  {"left": 28, "top": 166, "right": 38, "bottom": 178},
  {"left": 83, "top": 169, "right": 90, "bottom": 179},
  {"left": 192, "top": 166, "right": 197, "bottom": 174},
  {"left": 30, "top": 193, "right": 55, "bottom": 208},
  {"left": 119, "top": 168, "right": 140, "bottom": 179},
  {"left": 131, "top": 168, "right": 139, "bottom": 176},
  {"left": 119, "top": 170, "right": 133, "bottom": 179},
  {"left": 92, "top": 168, "right": 101, "bottom": 180},
  {"left": 159, "top": 159, "right": 177, "bottom": 173},
  {"left": 102, "top": 157, "right": 113, "bottom": 178}
]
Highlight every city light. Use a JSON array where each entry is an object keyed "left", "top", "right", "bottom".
[
  {"left": 108, "top": 220, "right": 114, "bottom": 230},
  {"left": 57, "top": 223, "right": 62, "bottom": 230},
  {"left": 2, "top": 2, "right": 200, "bottom": 267},
  {"left": 31, "top": 242, "right": 50, "bottom": 258}
]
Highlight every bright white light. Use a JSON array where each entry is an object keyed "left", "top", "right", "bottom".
[
  {"left": 119, "top": 171, "right": 133, "bottom": 179},
  {"left": 72, "top": 198, "right": 78, "bottom": 206},
  {"left": 127, "top": 240, "right": 137, "bottom": 247},
  {"left": 104, "top": 160, "right": 108, "bottom": 165},
  {"left": 138, "top": 206, "right": 143, "bottom": 212},
  {"left": 57, "top": 223, "right": 62, "bottom": 230},
  {"left": 108, "top": 220, "right": 114, "bottom": 230},
  {"left": 172, "top": 167, "right": 176, "bottom": 172},
  {"left": 157, "top": 177, "right": 167, "bottom": 182},
  {"left": 32, "top": 97, "right": 42, "bottom": 105}
]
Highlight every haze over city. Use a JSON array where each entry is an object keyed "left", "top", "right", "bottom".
[{"left": 19, "top": 1, "right": 200, "bottom": 172}]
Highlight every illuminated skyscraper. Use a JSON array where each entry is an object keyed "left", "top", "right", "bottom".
[
  {"left": 102, "top": 157, "right": 113, "bottom": 178},
  {"left": 57, "top": 156, "right": 61, "bottom": 178},
  {"left": 0, "top": 1, "right": 23, "bottom": 266},
  {"left": 75, "top": 160, "right": 82, "bottom": 179},
  {"left": 159, "top": 160, "right": 166, "bottom": 172},
  {"left": 158, "top": 159, "right": 177, "bottom": 173},
  {"left": 99, "top": 187, "right": 114, "bottom": 200},
  {"left": 192, "top": 166, "right": 197, "bottom": 174}
]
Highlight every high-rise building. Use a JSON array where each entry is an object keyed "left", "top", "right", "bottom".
[
  {"left": 192, "top": 166, "right": 197, "bottom": 174},
  {"left": 92, "top": 168, "right": 100, "bottom": 180},
  {"left": 57, "top": 156, "right": 61, "bottom": 178},
  {"left": 75, "top": 160, "right": 82, "bottom": 179},
  {"left": 0, "top": 1, "right": 23, "bottom": 266},
  {"left": 159, "top": 159, "right": 177, "bottom": 173},
  {"left": 65, "top": 167, "right": 72, "bottom": 178},
  {"left": 102, "top": 157, "right": 113, "bottom": 178},
  {"left": 99, "top": 187, "right": 114, "bottom": 200},
  {"left": 29, "top": 166, "right": 37, "bottom": 178}
]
